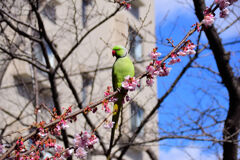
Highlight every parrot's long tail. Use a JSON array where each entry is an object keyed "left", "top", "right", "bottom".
[{"left": 107, "top": 91, "right": 127, "bottom": 159}]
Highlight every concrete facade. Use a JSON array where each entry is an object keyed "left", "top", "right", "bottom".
[{"left": 0, "top": 0, "right": 158, "bottom": 159}]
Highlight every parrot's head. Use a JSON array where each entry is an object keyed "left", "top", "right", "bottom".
[{"left": 112, "top": 45, "right": 127, "bottom": 58}]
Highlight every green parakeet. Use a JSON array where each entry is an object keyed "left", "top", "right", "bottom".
[
  {"left": 112, "top": 45, "right": 134, "bottom": 127},
  {"left": 107, "top": 45, "right": 134, "bottom": 157}
]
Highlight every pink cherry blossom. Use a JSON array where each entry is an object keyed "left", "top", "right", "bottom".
[
  {"left": 104, "top": 86, "right": 111, "bottom": 97},
  {"left": 155, "top": 60, "right": 162, "bottom": 66},
  {"left": 74, "top": 131, "right": 91, "bottom": 148},
  {"left": 29, "top": 151, "right": 40, "bottom": 160},
  {"left": 168, "top": 58, "right": 181, "bottom": 65},
  {"left": 153, "top": 62, "right": 171, "bottom": 77},
  {"left": 170, "top": 53, "right": 177, "bottom": 58},
  {"left": 149, "top": 51, "right": 161, "bottom": 60},
  {"left": 186, "top": 49, "right": 196, "bottom": 55},
  {"left": 59, "top": 119, "right": 69, "bottom": 129},
  {"left": 51, "top": 126, "right": 61, "bottom": 136},
  {"left": 203, "top": 13, "right": 215, "bottom": 27},
  {"left": 220, "top": 1, "right": 230, "bottom": 9},
  {"left": 168, "top": 53, "right": 181, "bottom": 65},
  {"left": 104, "top": 91, "right": 110, "bottom": 97},
  {"left": 74, "top": 131, "right": 98, "bottom": 149},
  {"left": 187, "top": 43, "right": 196, "bottom": 50},
  {"left": 38, "top": 128, "right": 47, "bottom": 138},
  {"left": 126, "top": 3, "right": 131, "bottom": 9},
  {"left": 75, "top": 147, "right": 87, "bottom": 159},
  {"left": 54, "top": 144, "right": 64, "bottom": 153},
  {"left": 182, "top": 43, "right": 196, "bottom": 55},
  {"left": 104, "top": 121, "right": 115, "bottom": 129},
  {"left": 109, "top": 97, "right": 118, "bottom": 102},
  {"left": 86, "top": 134, "right": 99, "bottom": 147},
  {"left": 45, "top": 139, "right": 55, "bottom": 148},
  {"left": 102, "top": 99, "right": 111, "bottom": 113},
  {"left": 104, "top": 86, "right": 118, "bottom": 102},
  {"left": 220, "top": 8, "right": 230, "bottom": 18},
  {"left": 146, "top": 78, "right": 154, "bottom": 87},
  {"left": 122, "top": 76, "right": 138, "bottom": 91},
  {"left": 63, "top": 149, "right": 73, "bottom": 158},
  {"left": 214, "top": 0, "right": 237, "bottom": 18},
  {"left": 74, "top": 135, "right": 84, "bottom": 148},
  {"left": 63, "top": 150, "right": 73, "bottom": 159},
  {"left": 120, "top": 1, "right": 131, "bottom": 10},
  {"left": 177, "top": 51, "right": 187, "bottom": 56},
  {"left": 158, "top": 66, "right": 171, "bottom": 77},
  {"left": 215, "top": 0, "right": 230, "bottom": 9},
  {"left": 146, "top": 65, "right": 158, "bottom": 75}
]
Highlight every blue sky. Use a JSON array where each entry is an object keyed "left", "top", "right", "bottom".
[{"left": 155, "top": 0, "right": 240, "bottom": 159}]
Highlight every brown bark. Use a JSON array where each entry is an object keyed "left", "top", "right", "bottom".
[
  {"left": 146, "top": 148, "right": 158, "bottom": 160},
  {"left": 193, "top": 0, "right": 240, "bottom": 159}
]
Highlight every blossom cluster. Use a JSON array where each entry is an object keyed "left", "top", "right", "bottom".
[
  {"left": 19, "top": 151, "right": 40, "bottom": 160},
  {"left": 145, "top": 48, "right": 171, "bottom": 86},
  {"left": 74, "top": 131, "right": 98, "bottom": 158},
  {"left": 102, "top": 99, "right": 111, "bottom": 113},
  {"left": 215, "top": 0, "right": 238, "bottom": 18},
  {"left": 84, "top": 106, "right": 97, "bottom": 115},
  {"left": 37, "top": 131, "right": 98, "bottom": 159},
  {"left": 5, "top": 106, "right": 81, "bottom": 159},
  {"left": 203, "top": 9, "right": 215, "bottom": 27},
  {"left": 145, "top": 43, "right": 196, "bottom": 86},
  {"left": 203, "top": 0, "right": 238, "bottom": 27},
  {"left": 146, "top": 60, "right": 171, "bottom": 86},
  {"left": 104, "top": 121, "right": 115, "bottom": 129},
  {"left": 122, "top": 75, "right": 139, "bottom": 91},
  {"left": 101, "top": 86, "right": 119, "bottom": 113},
  {"left": 168, "top": 41, "right": 196, "bottom": 66},
  {"left": 14, "top": 136, "right": 48, "bottom": 159},
  {"left": 149, "top": 48, "right": 161, "bottom": 60},
  {"left": 48, "top": 106, "right": 75, "bottom": 136},
  {"left": 53, "top": 144, "right": 73, "bottom": 159},
  {"left": 177, "top": 41, "right": 196, "bottom": 56},
  {"left": 40, "top": 130, "right": 98, "bottom": 159},
  {"left": 36, "top": 107, "right": 72, "bottom": 138},
  {"left": 14, "top": 137, "right": 26, "bottom": 158},
  {"left": 104, "top": 86, "right": 118, "bottom": 103}
]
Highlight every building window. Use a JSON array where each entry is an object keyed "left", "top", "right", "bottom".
[
  {"left": 81, "top": 73, "right": 93, "bottom": 105},
  {"left": 131, "top": 102, "right": 144, "bottom": 134},
  {"left": 33, "top": 41, "right": 55, "bottom": 69},
  {"left": 129, "top": 27, "right": 142, "bottom": 61},
  {"left": 40, "top": 1, "right": 58, "bottom": 24},
  {"left": 13, "top": 74, "right": 53, "bottom": 109},
  {"left": 82, "top": 0, "right": 92, "bottom": 27},
  {"left": 129, "top": 4, "right": 139, "bottom": 19},
  {"left": 128, "top": 0, "right": 144, "bottom": 19}
]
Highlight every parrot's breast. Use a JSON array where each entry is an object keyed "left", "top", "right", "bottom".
[{"left": 112, "top": 56, "right": 135, "bottom": 90}]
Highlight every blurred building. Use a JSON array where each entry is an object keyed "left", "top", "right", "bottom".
[{"left": 0, "top": 0, "right": 158, "bottom": 159}]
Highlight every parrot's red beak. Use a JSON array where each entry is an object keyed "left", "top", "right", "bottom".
[{"left": 112, "top": 50, "right": 116, "bottom": 57}]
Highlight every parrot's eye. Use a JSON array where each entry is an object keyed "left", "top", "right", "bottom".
[{"left": 112, "top": 50, "right": 116, "bottom": 56}]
